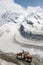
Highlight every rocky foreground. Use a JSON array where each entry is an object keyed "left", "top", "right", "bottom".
[{"left": 0, "top": 52, "right": 43, "bottom": 65}]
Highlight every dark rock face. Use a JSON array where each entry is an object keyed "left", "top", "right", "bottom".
[
  {"left": 25, "top": 19, "right": 33, "bottom": 26},
  {"left": 27, "top": 21, "right": 33, "bottom": 25},
  {"left": 19, "top": 25, "right": 32, "bottom": 38},
  {"left": 34, "top": 16, "right": 38, "bottom": 20},
  {"left": 19, "top": 25, "right": 43, "bottom": 41},
  {"left": 1, "top": 11, "right": 18, "bottom": 23},
  {"left": 37, "top": 15, "right": 41, "bottom": 19}
]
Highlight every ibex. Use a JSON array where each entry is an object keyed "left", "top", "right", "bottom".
[
  {"left": 16, "top": 50, "right": 32, "bottom": 63},
  {"left": 16, "top": 50, "right": 29, "bottom": 59},
  {"left": 25, "top": 55, "right": 32, "bottom": 62}
]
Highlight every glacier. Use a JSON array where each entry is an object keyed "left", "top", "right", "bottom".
[{"left": 0, "top": 0, "right": 43, "bottom": 64}]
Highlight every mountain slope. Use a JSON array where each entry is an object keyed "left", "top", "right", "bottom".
[
  {"left": 0, "top": 0, "right": 43, "bottom": 59},
  {"left": 0, "top": 22, "right": 43, "bottom": 58}
]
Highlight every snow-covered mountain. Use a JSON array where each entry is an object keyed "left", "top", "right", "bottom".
[
  {"left": 0, "top": 0, "right": 43, "bottom": 59},
  {"left": 0, "top": 7, "right": 43, "bottom": 41}
]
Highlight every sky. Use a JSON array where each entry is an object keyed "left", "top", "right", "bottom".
[{"left": 14, "top": 0, "right": 43, "bottom": 8}]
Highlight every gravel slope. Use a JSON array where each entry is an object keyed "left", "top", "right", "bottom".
[{"left": 0, "top": 51, "right": 43, "bottom": 65}]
